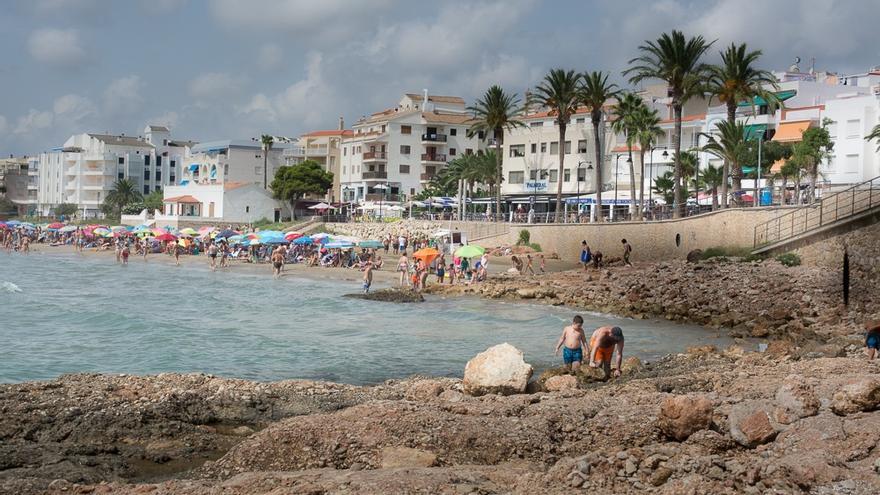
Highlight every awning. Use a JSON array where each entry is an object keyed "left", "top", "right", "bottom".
[
  {"left": 178, "top": 180, "right": 190, "bottom": 186},
  {"left": 770, "top": 159, "right": 786, "bottom": 174},
  {"left": 738, "top": 89, "right": 797, "bottom": 108},
  {"left": 163, "top": 195, "right": 200, "bottom": 204},
  {"left": 772, "top": 120, "right": 812, "bottom": 142},
  {"left": 188, "top": 164, "right": 199, "bottom": 171},
  {"left": 744, "top": 124, "right": 767, "bottom": 142}
]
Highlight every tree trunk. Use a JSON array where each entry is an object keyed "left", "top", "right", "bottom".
[
  {"left": 638, "top": 148, "right": 647, "bottom": 221},
  {"left": 495, "top": 129, "right": 503, "bottom": 222},
  {"left": 809, "top": 162, "right": 818, "bottom": 204},
  {"left": 592, "top": 116, "right": 604, "bottom": 222},
  {"left": 726, "top": 102, "right": 738, "bottom": 208},
  {"left": 289, "top": 200, "right": 296, "bottom": 221},
  {"left": 672, "top": 104, "right": 683, "bottom": 218},
  {"left": 628, "top": 145, "right": 636, "bottom": 221},
  {"left": 711, "top": 187, "right": 718, "bottom": 210},
  {"left": 554, "top": 123, "right": 566, "bottom": 223}
]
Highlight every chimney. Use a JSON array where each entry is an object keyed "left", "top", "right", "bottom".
[
  {"left": 338, "top": 116, "right": 344, "bottom": 131},
  {"left": 423, "top": 88, "right": 429, "bottom": 108}
]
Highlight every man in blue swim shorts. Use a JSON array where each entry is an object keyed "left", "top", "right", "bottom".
[
  {"left": 555, "top": 315, "right": 588, "bottom": 371},
  {"left": 866, "top": 320, "right": 880, "bottom": 360}
]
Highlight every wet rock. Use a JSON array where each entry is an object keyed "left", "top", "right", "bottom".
[
  {"left": 657, "top": 395, "right": 714, "bottom": 441},
  {"left": 516, "top": 288, "right": 537, "bottom": 299},
  {"left": 773, "top": 376, "right": 819, "bottom": 424},
  {"left": 462, "top": 343, "right": 533, "bottom": 396},
  {"left": 686, "top": 249, "right": 703, "bottom": 263},
  {"left": 830, "top": 378, "right": 880, "bottom": 416},
  {"left": 729, "top": 405, "right": 777, "bottom": 448},
  {"left": 379, "top": 446, "right": 437, "bottom": 468},
  {"left": 343, "top": 288, "right": 424, "bottom": 303},
  {"left": 544, "top": 375, "right": 577, "bottom": 392}
]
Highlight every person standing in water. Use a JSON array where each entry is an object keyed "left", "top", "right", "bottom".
[
  {"left": 865, "top": 320, "right": 880, "bottom": 360},
  {"left": 271, "top": 247, "right": 284, "bottom": 278},
  {"left": 363, "top": 259, "right": 373, "bottom": 294},
  {"left": 588, "top": 326, "right": 625, "bottom": 379},
  {"left": 555, "top": 315, "right": 588, "bottom": 371},
  {"left": 397, "top": 254, "right": 409, "bottom": 288},
  {"left": 207, "top": 242, "right": 219, "bottom": 271}
]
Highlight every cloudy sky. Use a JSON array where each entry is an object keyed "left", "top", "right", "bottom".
[{"left": 1, "top": 0, "right": 878, "bottom": 155}]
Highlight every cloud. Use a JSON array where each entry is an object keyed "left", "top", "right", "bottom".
[
  {"left": 14, "top": 110, "right": 54, "bottom": 135},
  {"left": 257, "top": 43, "right": 283, "bottom": 71},
  {"left": 53, "top": 94, "right": 97, "bottom": 124},
  {"left": 188, "top": 72, "right": 245, "bottom": 101},
  {"left": 27, "top": 28, "right": 86, "bottom": 67},
  {"left": 140, "top": 0, "right": 187, "bottom": 14},
  {"left": 0, "top": 116, "right": 8, "bottom": 135},
  {"left": 103, "top": 75, "right": 144, "bottom": 115},
  {"left": 210, "top": 0, "right": 390, "bottom": 31},
  {"left": 148, "top": 110, "right": 180, "bottom": 129}
]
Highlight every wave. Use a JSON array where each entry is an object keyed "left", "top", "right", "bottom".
[{"left": 2, "top": 281, "right": 22, "bottom": 293}]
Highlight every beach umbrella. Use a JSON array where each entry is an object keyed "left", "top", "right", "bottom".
[
  {"left": 249, "top": 239, "right": 262, "bottom": 246},
  {"left": 179, "top": 227, "right": 198, "bottom": 236},
  {"left": 155, "top": 232, "right": 177, "bottom": 242},
  {"left": 5, "top": 220, "right": 20, "bottom": 226},
  {"left": 259, "top": 232, "right": 287, "bottom": 244},
  {"left": 215, "top": 229, "right": 239, "bottom": 239},
  {"left": 59, "top": 225, "right": 77, "bottom": 232},
  {"left": 454, "top": 245, "right": 485, "bottom": 258},
  {"left": 292, "top": 235, "right": 313, "bottom": 245},
  {"left": 47, "top": 222, "right": 64, "bottom": 229},
  {"left": 325, "top": 240, "right": 354, "bottom": 249},
  {"left": 110, "top": 225, "right": 128, "bottom": 232},
  {"left": 412, "top": 247, "right": 441, "bottom": 266},
  {"left": 93, "top": 227, "right": 111, "bottom": 236},
  {"left": 358, "top": 240, "right": 384, "bottom": 249},
  {"left": 226, "top": 234, "right": 244, "bottom": 244},
  {"left": 19, "top": 222, "right": 35, "bottom": 229},
  {"left": 0, "top": 222, "right": 7, "bottom": 230},
  {"left": 308, "top": 202, "right": 334, "bottom": 210},
  {"left": 177, "top": 239, "right": 189, "bottom": 247},
  {"left": 284, "top": 232, "right": 303, "bottom": 241}
]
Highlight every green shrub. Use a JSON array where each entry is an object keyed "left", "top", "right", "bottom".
[
  {"left": 517, "top": 229, "right": 530, "bottom": 246},
  {"left": 700, "top": 246, "right": 752, "bottom": 259},
  {"left": 741, "top": 253, "right": 765, "bottom": 263},
  {"left": 529, "top": 242, "right": 542, "bottom": 252},
  {"left": 775, "top": 252, "right": 801, "bottom": 267}
]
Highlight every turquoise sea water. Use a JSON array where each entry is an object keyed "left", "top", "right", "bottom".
[{"left": 1, "top": 251, "right": 732, "bottom": 384}]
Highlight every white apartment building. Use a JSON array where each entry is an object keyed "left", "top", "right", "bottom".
[
  {"left": 283, "top": 125, "right": 351, "bottom": 202},
  {"left": 339, "top": 93, "right": 486, "bottom": 204},
  {"left": 183, "top": 140, "right": 286, "bottom": 190},
  {"left": 35, "top": 125, "right": 193, "bottom": 218}
]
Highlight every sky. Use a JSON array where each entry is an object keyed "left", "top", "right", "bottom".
[{"left": 1, "top": 0, "right": 879, "bottom": 156}]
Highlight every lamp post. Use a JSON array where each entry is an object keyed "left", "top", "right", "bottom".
[
  {"left": 576, "top": 161, "right": 592, "bottom": 223},
  {"left": 613, "top": 155, "right": 630, "bottom": 221}
]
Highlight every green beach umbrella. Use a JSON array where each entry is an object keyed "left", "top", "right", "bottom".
[
  {"left": 454, "top": 245, "right": 485, "bottom": 258},
  {"left": 358, "top": 240, "right": 384, "bottom": 248}
]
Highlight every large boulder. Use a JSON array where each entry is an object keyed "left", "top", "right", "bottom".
[
  {"left": 342, "top": 289, "right": 424, "bottom": 303},
  {"left": 657, "top": 395, "right": 714, "bottom": 441},
  {"left": 379, "top": 446, "right": 437, "bottom": 469},
  {"left": 729, "top": 403, "right": 777, "bottom": 448},
  {"left": 773, "top": 376, "right": 819, "bottom": 424},
  {"left": 463, "top": 343, "right": 533, "bottom": 396},
  {"left": 830, "top": 378, "right": 880, "bottom": 416}
]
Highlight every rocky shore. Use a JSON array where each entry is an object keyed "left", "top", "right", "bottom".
[{"left": 3, "top": 345, "right": 880, "bottom": 494}]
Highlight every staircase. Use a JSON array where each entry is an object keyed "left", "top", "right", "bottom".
[
  {"left": 752, "top": 176, "right": 880, "bottom": 255},
  {"left": 282, "top": 218, "right": 321, "bottom": 233}
]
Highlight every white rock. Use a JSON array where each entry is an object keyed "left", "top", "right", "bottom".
[{"left": 463, "top": 343, "right": 533, "bottom": 396}]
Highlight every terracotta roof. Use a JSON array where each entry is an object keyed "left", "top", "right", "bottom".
[
  {"left": 302, "top": 130, "right": 353, "bottom": 137},
  {"left": 660, "top": 114, "right": 706, "bottom": 124},
  {"left": 88, "top": 134, "right": 154, "bottom": 148},
  {"left": 163, "top": 195, "right": 200, "bottom": 203},
  {"left": 421, "top": 112, "right": 475, "bottom": 124},
  {"left": 223, "top": 181, "right": 248, "bottom": 191},
  {"left": 405, "top": 94, "right": 465, "bottom": 104}
]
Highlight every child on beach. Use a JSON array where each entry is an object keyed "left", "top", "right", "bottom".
[
  {"left": 539, "top": 254, "right": 546, "bottom": 273},
  {"left": 555, "top": 315, "right": 588, "bottom": 371}
]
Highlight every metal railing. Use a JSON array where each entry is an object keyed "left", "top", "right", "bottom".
[
  {"left": 362, "top": 171, "right": 387, "bottom": 179},
  {"left": 421, "top": 133, "right": 447, "bottom": 142},
  {"left": 753, "top": 176, "right": 880, "bottom": 248},
  {"left": 421, "top": 153, "right": 447, "bottom": 162},
  {"left": 363, "top": 151, "right": 387, "bottom": 160}
]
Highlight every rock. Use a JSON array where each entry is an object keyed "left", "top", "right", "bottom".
[
  {"left": 649, "top": 466, "right": 673, "bottom": 486},
  {"left": 729, "top": 406, "right": 776, "bottom": 448},
  {"left": 231, "top": 426, "right": 255, "bottom": 436},
  {"left": 657, "top": 395, "right": 714, "bottom": 441},
  {"left": 624, "top": 459, "right": 637, "bottom": 475},
  {"left": 830, "top": 378, "right": 880, "bottom": 415},
  {"left": 620, "top": 356, "right": 643, "bottom": 374},
  {"left": 686, "top": 249, "right": 703, "bottom": 263},
  {"left": 379, "top": 446, "right": 437, "bottom": 469},
  {"left": 773, "top": 376, "right": 819, "bottom": 424},
  {"left": 544, "top": 375, "right": 578, "bottom": 392},
  {"left": 404, "top": 380, "right": 444, "bottom": 401},
  {"left": 342, "top": 289, "right": 424, "bottom": 303},
  {"left": 750, "top": 324, "right": 770, "bottom": 338},
  {"left": 462, "top": 343, "right": 533, "bottom": 396},
  {"left": 686, "top": 345, "right": 717, "bottom": 357},
  {"left": 516, "top": 288, "right": 537, "bottom": 299}
]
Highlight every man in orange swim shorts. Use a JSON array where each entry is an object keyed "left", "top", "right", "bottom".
[{"left": 589, "top": 326, "right": 625, "bottom": 379}]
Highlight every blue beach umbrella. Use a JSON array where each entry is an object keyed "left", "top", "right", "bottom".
[
  {"left": 259, "top": 232, "right": 287, "bottom": 244},
  {"left": 358, "top": 240, "right": 384, "bottom": 249},
  {"left": 292, "top": 235, "right": 313, "bottom": 245},
  {"left": 325, "top": 240, "right": 354, "bottom": 249},
  {"left": 215, "top": 229, "right": 239, "bottom": 239}
]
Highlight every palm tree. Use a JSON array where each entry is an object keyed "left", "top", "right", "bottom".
[
  {"left": 652, "top": 171, "right": 676, "bottom": 205},
  {"left": 699, "top": 163, "right": 723, "bottom": 210},
  {"left": 611, "top": 92, "right": 644, "bottom": 219},
  {"left": 104, "top": 179, "right": 143, "bottom": 217},
  {"left": 579, "top": 71, "right": 619, "bottom": 222},
  {"left": 706, "top": 43, "right": 780, "bottom": 204},
  {"left": 867, "top": 123, "right": 880, "bottom": 152},
  {"left": 260, "top": 134, "right": 274, "bottom": 189},
  {"left": 700, "top": 120, "right": 749, "bottom": 207},
  {"left": 468, "top": 86, "right": 524, "bottom": 220},
  {"left": 625, "top": 30, "right": 713, "bottom": 218},
  {"left": 532, "top": 69, "right": 581, "bottom": 222},
  {"left": 632, "top": 105, "right": 663, "bottom": 218},
  {"left": 676, "top": 149, "right": 699, "bottom": 192},
  {"left": 777, "top": 160, "right": 800, "bottom": 205}
]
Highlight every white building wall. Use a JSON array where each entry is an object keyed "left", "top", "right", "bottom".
[{"left": 823, "top": 95, "right": 880, "bottom": 184}]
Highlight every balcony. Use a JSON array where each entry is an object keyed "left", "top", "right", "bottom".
[
  {"left": 304, "top": 145, "right": 329, "bottom": 156},
  {"left": 421, "top": 153, "right": 447, "bottom": 163},
  {"left": 421, "top": 133, "right": 447, "bottom": 143},
  {"left": 420, "top": 173, "right": 436, "bottom": 181},
  {"left": 362, "top": 171, "right": 388, "bottom": 180},
  {"left": 363, "top": 151, "right": 387, "bottom": 162},
  {"left": 365, "top": 193, "right": 400, "bottom": 202}
]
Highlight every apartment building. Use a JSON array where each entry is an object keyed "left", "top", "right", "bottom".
[
  {"left": 339, "top": 92, "right": 486, "bottom": 204},
  {"left": 283, "top": 123, "right": 351, "bottom": 202},
  {"left": 0, "top": 156, "right": 38, "bottom": 216},
  {"left": 35, "top": 125, "right": 193, "bottom": 218},
  {"left": 183, "top": 140, "right": 285, "bottom": 190}
]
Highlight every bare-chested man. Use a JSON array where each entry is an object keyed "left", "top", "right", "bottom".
[
  {"left": 271, "top": 247, "right": 284, "bottom": 278},
  {"left": 589, "top": 326, "right": 625, "bottom": 379},
  {"left": 554, "top": 315, "right": 588, "bottom": 370},
  {"left": 363, "top": 259, "right": 373, "bottom": 294}
]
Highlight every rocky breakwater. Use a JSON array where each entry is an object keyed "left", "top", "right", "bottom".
[
  {"left": 15, "top": 346, "right": 880, "bottom": 494},
  {"left": 428, "top": 257, "right": 856, "bottom": 340},
  {"left": 326, "top": 219, "right": 447, "bottom": 242}
]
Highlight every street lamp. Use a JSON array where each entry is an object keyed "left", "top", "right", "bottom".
[
  {"left": 374, "top": 183, "right": 388, "bottom": 220},
  {"left": 576, "top": 161, "right": 592, "bottom": 223}
]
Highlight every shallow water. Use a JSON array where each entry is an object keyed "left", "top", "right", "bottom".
[{"left": 1, "top": 251, "right": 732, "bottom": 384}]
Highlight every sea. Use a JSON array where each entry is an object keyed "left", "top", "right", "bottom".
[{"left": 0, "top": 251, "right": 734, "bottom": 384}]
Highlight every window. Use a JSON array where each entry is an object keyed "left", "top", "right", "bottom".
[
  {"left": 144, "top": 155, "right": 150, "bottom": 166},
  {"left": 530, "top": 121, "right": 543, "bottom": 128},
  {"left": 564, "top": 141, "right": 571, "bottom": 154},
  {"left": 118, "top": 157, "right": 124, "bottom": 164},
  {"left": 170, "top": 160, "right": 175, "bottom": 169},
  {"left": 170, "top": 173, "right": 175, "bottom": 183},
  {"left": 156, "top": 156, "right": 162, "bottom": 167},
  {"left": 224, "top": 164, "right": 229, "bottom": 176},
  {"left": 575, "top": 117, "right": 586, "bottom": 124},
  {"left": 450, "top": 128, "right": 457, "bottom": 136},
  {"left": 381, "top": 125, "right": 386, "bottom": 133},
  {"left": 401, "top": 125, "right": 412, "bottom": 135},
  {"left": 578, "top": 139, "right": 588, "bottom": 153},
  {"left": 845, "top": 154, "right": 859, "bottom": 173},
  {"left": 529, "top": 170, "right": 538, "bottom": 180},
  {"left": 846, "top": 119, "right": 860, "bottom": 138},
  {"left": 509, "top": 144, "right": 525, "bottom": 157},
  {"left": 118, "top": 172, "right": 124, "bottom": 180},
  {"left": 400, "top": 145, "right": 411, "bottom": 154},
  {"left": 466, "top": 148, "right": 474, "bottom": 155},
  {"left": 246, "top": 206, "right": 250, "bottom": 213},
  {"left": 577, "top": 167, "right": 587, "bottom": 181},
  {"left": 144, "top": 170, "right": 150, "bottom": 180},
  {"left": 827, "top": 123, "right": 837, "bottom": 139},
  {"left": 155, "top": 170, "right": 161, "bottom": 182},
  {"left": 564, "top": 169, "right": 571, "bottom": 182},
  {"left": 540, "top": 142, "right": 547, "bottom": 153},
  {"left": 508, "top": 171, "right": 524, "bottom": 184},
  {"left": 477, "top": 131, "right": 485, "bottom": 139},
  {"left": 143, "top": 185, "right": 150, "bottom": 195},
  {"left": 449, "top": 148, "right": 457, "bottom": 156},
  {"left": 531, "top": 143, "right": 537, "bottom": 154},
  {"left": 549, "top": 170, "right": 558, "bottom": 182},
  {"left": 550, "top": 141, "right": 559, "bottom": 155},
  {"left": 343, "top": 147, "right": 347, "bottom": 156},
  {"left": 399, "top": 164, "right": 410, "bottom": 174}
]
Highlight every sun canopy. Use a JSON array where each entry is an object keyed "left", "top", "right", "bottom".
[
  {"left": 738, "top": 89, "right": 797, "bottom": 108},
  {"left": 454, "top": 245, "right": 485, "bottom": 258},
  {"left": 744, "top": 124, "right": 767, "bottom": 142},
  {"left": 308, "top": 202, "right": 334, "bottom": 210},
  {"left": 772, "top": 120, "right": 812, "bottom": 143}
]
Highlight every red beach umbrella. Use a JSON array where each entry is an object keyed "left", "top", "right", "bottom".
[{"left": 155, "top": 232, "right": 177, "bottom": 242}]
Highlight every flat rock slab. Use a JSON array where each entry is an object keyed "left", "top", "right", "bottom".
[{"left": 343, "top": 289, "right": 425, "bottom": 303}]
